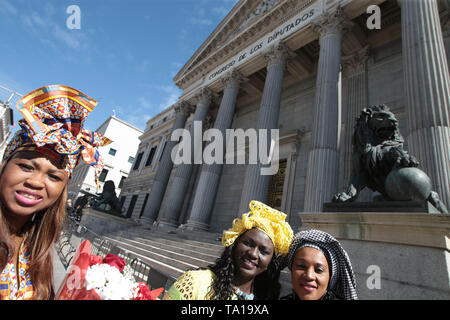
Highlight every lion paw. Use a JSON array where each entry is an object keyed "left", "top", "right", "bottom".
[{"left": 332, "top": 192, "right": 353, "bottom": 202}]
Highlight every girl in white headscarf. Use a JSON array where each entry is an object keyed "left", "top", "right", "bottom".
[{"left": 281, "top": 229, "right": 358, "bottom": 300}]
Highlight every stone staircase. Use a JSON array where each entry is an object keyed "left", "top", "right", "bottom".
[{"left": 103, "top": 226, "right": 293, "bottom": 296}]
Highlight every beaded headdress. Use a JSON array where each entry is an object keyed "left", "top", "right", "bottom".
[{"left": 3, "top": 85, "right": 112, "bottom": 188}]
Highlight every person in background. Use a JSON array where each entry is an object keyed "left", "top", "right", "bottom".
[
  {"left": 73, "top": 194, "right": 89, "bottom": 222},
  {"left": 66, "top": 199, "right": 73, "bottom": 216},
  {"left": 281, "top": 229, "right": 358, "bottom": 300},
  {"left": 163, "top": 200, "right": 293, "bottom": 300},
  {"left": 0, "top": 85, "right": 111, "bottom": 300}
]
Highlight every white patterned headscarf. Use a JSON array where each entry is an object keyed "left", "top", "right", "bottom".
[{"left": 285, "top": 229, "right": 358, "bottom": 300}]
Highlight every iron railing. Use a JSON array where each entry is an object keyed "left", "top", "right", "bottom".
[{"left": 55, "top": 216, "right": 176, "bottom": 293}]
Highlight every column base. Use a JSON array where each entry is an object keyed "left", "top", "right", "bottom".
[
  {"left": 139, "top": 217, "right": 155, "bottom": 229},
  {"left": 184, "top": 219, "right": 210, "bottom": 232},
  {"left": 156, "top": 219, "right": 179, "bottom": 230}
]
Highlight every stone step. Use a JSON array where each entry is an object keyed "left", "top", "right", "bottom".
[
  {"left": 123, "top": 235, "right": 221, "bottom": 262},
  {"left": 105, "top": 235, "right": 216, "bottom": 267},
  {"left": 125, "top": 227, "right": 224, "bottom": 251},
  {"left": 107, "top": 226, "right": 293, "bottom": 296},
  {"left": 132, "top": 232, "right": 224, "bottom": 255},
  {"left": 103, "top": 236, "right": 203, "bottom": 275}
]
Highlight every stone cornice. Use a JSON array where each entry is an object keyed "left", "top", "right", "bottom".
[
  {"left": 175, "top": 0, "right": 315, "bottom": 90},
  {"left": 173, "top": 0, "right": 260, "bottom": 84},
  {"left": 300, "top": 212, "right": 450, "bottom": 250}
]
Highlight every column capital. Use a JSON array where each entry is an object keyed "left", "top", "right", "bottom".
[
  {"left": 220, "top": 69, "right": 246, "bottom": 91},
  {"left": 263, "top": 40, "right": 292, "bottom": 69},
  {"left": 174, "top": 100, "right": 194, "bottom": 117},
  {"left": 311, "top": 6, "right": 353, "bottom": 40},
  {"left": 194, "top": 86, "right": 215, "bottom": 105},
  {"left": 342, "top": 46, "right": 370, "bottom": 77}
]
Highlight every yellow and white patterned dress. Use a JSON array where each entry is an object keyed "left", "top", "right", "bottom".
[{"left": 163, "top": 269, "right": 247, "bottom": 300}]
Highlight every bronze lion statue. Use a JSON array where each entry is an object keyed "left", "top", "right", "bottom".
[{"left": 333, "top": 104, "right": 448, "bottom": 214}]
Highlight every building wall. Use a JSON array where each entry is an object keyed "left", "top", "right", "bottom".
[
  {"left": 119, "top": 107, "right": 176, "bottom": 219},
  {"left": 204, "top": 35, "right": 410, "bottom": 233},
  {"left": 121, "top": 0, "right": 450, "bottom": 232},
  {"left": 68, "top": 116, "right": 143, "bottom": 202}
]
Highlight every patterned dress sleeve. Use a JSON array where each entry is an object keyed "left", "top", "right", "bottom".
[{"left": 163, "top": 270, "right": 214, "bottom": 300}]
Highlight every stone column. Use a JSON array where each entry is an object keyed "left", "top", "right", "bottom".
[
  {"left": 157, "top": 88, "right": 214, "bottom": 228},
  {"left": 339, "top": 47, "right": 371, "bottom": 201},
  {"left": 303, "top": 8, "right": 349, "bottom": 212},
  {"left": 140, "top": 101, "right": 193, "bottom": 226},
  {"left": 185, "top": 69, "right": 244, "bottom": 231},
  {"left": 399, "top": 0, "right": 450, "bottom": 209},
  {"left": 238, "top": 41, "right": 290, "bottom": 213}
]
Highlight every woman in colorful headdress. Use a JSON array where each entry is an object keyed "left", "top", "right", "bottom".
[
  {"left": 281, "top": 229, "right": 358, "bottom": 300},
  {"left": 163, "top": 200, "right": 293, "bottom": 300},
  {"left": 0, "top": 85, "right": 111, "bottom": 300}
]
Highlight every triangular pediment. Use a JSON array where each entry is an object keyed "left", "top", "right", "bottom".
[{"left": 174, "top": 0, "right": 283, "bottom": 88}]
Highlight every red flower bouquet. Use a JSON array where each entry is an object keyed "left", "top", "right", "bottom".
[{"left": 56, "top": 240, "right": 164, "bottom": 300}]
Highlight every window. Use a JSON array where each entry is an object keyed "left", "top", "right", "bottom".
[
  {"left": 126, "top": 195, "right": 138, "bottom": 218},
  {"left": 118, "top": 176, "right": 126, "bottom": 189},
  {"left": 99, "top": 169, "right": 109, "bottom": 182},
  {"left": 158, "top": 142, "right": 167, "bottom": 162},
  {"left": 108, "top": 148, "right": 117, "bottom": 156},
  {"left": 128, "top": 156, "right": 135, "bottom": 164},
  {"left": 145, "top": 147, "right": 156, "bottom": 167},
  {"left": 132, "top": 152, "right": 144, "bottom": 170},
  {"left": 139, "top": 194, "right": 149, "bottom": 218}
]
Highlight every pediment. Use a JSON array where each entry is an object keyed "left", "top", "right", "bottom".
[{"left": 174, "top": 0, "right": 285, "bottom": 88}]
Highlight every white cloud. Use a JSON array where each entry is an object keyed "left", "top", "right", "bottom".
[
  {"left": 158, "top": 85, "right": 182, "bottom": 111},
  {"left": 52, "top": 24, "right": 81, "bottom": 49},
  {"left": 211, "top": 7, "right": 229, "bottom": 18},
  {"left": 20, "top": 8, "right": 85, "bottom": 51},
  {"left": 136, "top": 59, "right": 150, "bottom": 72},
  {"left": 189, "top": 17, "right": 213, "bottom": 26},
  {"left": 0, "top": 0, "right": 17, "bottom": 15},
  {"left": 138, "top": 96, "right": 153, "bottom": 109}
]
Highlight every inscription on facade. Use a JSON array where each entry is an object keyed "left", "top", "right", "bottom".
[{"left": 206, "top": 0, "right": 326, "bottom": 84}]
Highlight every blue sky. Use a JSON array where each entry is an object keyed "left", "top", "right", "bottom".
[{"left": 0, "top": 0, "right": 238, "bottom": 133}]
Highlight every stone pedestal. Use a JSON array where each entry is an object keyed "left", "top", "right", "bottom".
[
  {"left": 323, "top": 201, "right": 441, "bottom": 213},
  {"left": 299, "top": 212, "right": 450, "bottom": 299},
  {"left": 80, "top": 208, "right": 139, "bottom": 235}
]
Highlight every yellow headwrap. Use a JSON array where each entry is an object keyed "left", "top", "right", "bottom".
[{"left": 222, "top": 200, "right": 294, "bottom": 256}]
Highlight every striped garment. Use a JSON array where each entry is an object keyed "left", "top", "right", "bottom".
[{"left": 0, "top": 241, "right": 34, "bottom": 300}]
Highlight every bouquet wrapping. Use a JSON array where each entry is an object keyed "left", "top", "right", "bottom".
[{"left": 56, "top": 240, "right": 163, "bottom": 300}]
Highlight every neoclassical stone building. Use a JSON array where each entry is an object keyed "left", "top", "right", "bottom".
[{"left": 119, "top": 0, "right": 450, "bottom": 233}]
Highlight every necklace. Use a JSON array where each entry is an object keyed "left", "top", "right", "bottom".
[{"left": 234, "top": 287, "right": 254, "bottom": 300}]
